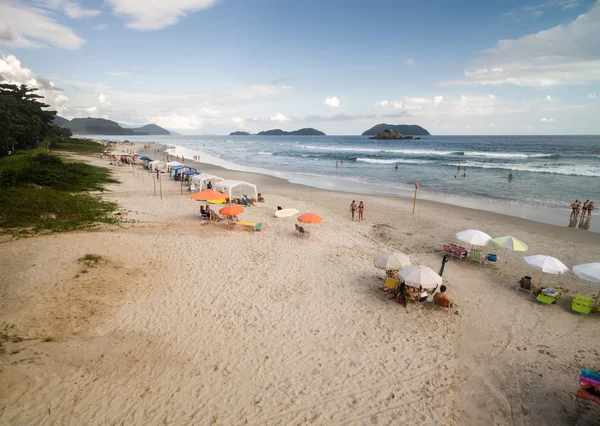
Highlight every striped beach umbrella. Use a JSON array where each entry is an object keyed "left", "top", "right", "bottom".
[{"left": 492, "top": 236, "right": 528, "bottom": 251}]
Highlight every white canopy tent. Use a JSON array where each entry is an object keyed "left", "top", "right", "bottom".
[
  {"left": 190, "top": 173, "right": 224, "bottom": 190},
  {"left": 166, "top": 161, "right": 183, "bottom": 167},
  {"left": 148, "top": 160, "right": 166, "bottom": 171},
  {"left": 214, "top": 179, "right": 258, "bottom": 200}
]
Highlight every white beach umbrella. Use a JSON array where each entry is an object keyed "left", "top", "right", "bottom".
[
  {"left": 524, "top": 255, "right": 569, "bottom": 286},
  {"left": 398, "top": 266, "right": 442, "bottom": 288},
  {"left": 456, "top": 229, "right": 492, "bottom": 247},
  {"left": 573, "top": 263, "right": 600, "bottom": 305},
  {"left": 373, "top": 252, "right": 411, "bottom": 271}
]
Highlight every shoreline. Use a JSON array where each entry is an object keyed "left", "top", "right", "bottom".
[{"left": 142, "top": 142, "right": 600, "bottom": 238}]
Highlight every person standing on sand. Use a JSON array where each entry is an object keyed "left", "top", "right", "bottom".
[
  {"left": 349, "top": 200, "right": 357, "bottom": 221},
  {"left": 582, "top": 200, "right": 589, "bottom": 217},
  {"left": 587, "top": 201, "right": 595, "bottom": 218},
  {"left": 571, "top": 199, "right": 580, "bottom": 221},
  {"left": 358, "top": 201, "right": 365, "bottom": 221}
]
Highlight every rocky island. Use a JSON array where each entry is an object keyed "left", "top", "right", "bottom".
[
  {"left": 230, "top": 128, "right": 326, "bottom": 136},
  {"left": 362, "top": 123, "right": 429, "bottom": 137},
  {"left": 369, "top": 129, "right": 415, "bottom": 140}
]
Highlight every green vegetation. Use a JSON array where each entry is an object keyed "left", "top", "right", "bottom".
[
  {"left": 0, "top": 84, "right": 119, "bottom": 236},
  {"left": 42, "top": 337, "right": 54, "bottom": 342},
  {"left": 0, "top": 84, "right": 57, "bottom": 157},
  {"left": 50, "top": 137, "right": 104, "bottom": 155},
  {"left": 79, "top": 253, "right": 103, "bottom": 266}
]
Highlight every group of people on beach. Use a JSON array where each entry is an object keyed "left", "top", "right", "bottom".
[
  {"left": 571, "top": 199, "right": 595, "bottom": 221},
  {"left": 349, "top": 200, "right": 365, "bottom": 221}
]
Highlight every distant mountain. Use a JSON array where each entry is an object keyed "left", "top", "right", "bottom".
[
  {"left": 230, "top": 131, "right": 252, "bottom": 136},
  {"left": 362, "top": 124, "right": 430, "bottom": 136},
  {"left": 130, "top": 124, "right": 171, "bottom": 135},
  {"left": 256, "top": 128, "right": 326, "bottom": 136},
  {"left": 53, "top": 116, "right": 171, "bottom": 136}
]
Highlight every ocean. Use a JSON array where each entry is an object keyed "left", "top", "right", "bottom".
[{"left": 88, "top": 134, "right": 600, "bottom": 232}]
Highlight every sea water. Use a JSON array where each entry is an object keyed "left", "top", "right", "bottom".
[{"left": 88, "top": 134, "right": 600, "bottom": 231}]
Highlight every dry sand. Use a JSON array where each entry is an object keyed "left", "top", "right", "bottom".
[{"left": 1, "top": 144, "right": 599, "bottom": 425}]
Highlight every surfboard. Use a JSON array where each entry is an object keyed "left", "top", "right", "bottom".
[{"left": 274, "top": 208, "right": 299, "bottom": 218}]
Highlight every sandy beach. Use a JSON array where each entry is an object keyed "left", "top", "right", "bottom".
[{"left": 1, "top": 143, "right": 599, "bottom": 426}]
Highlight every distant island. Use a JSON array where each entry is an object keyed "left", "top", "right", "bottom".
[
  {"left": 53, "top": 117, "right": 172, "bottom": 136},
  {"left": 230, "top": 128, "right": 326, "bottom": 136},
  {"left": 362, "top": 124, "right": 430, "bottom": 136},
  {"left": 369, "top": 129, "right": 417, "bottom": 140}
]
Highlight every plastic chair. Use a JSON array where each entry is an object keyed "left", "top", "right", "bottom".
[
  {"left": 443, "top": 244, "right": 452, "bottom": 254},
  {"left": 516, "top": 276, "right": 534, "bottom": 295},
  {"left": 378, "top": 278, "right": 399, "bottom": 300},
  {"left": 571, "top": 296, "right": 594, "bottom": 314},
  {"left": 536, "top": 288, "right": 563, "bottom": 304}
]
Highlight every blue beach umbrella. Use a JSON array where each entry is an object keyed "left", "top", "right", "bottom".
[{"left": 140, "top": 156, "right": 151, "bottom": 161}]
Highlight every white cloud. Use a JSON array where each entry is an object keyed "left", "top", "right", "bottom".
[
  {"left": 376, "top": 100, "right": 389, "bottom": 107},
  {"left": 405, "top": 58, "right": 416, "bottom": 66},
  {"left": 546, "top": 95, "right": 553, "bottom": 101},
  {"left": 541, "top": 117, "right": 556, "bottom": 122},
  {"left": 106, "top": 0, "right": 220, "bottom": 30},
  {"left": 232, "top": 116, "right": 245, "bottom": 128},
  {"left": 433, "top": 95, "right": 444, "bottom": 106},
  {"left": 35, "top": 0, "right": 100, "bottom": 18},
  {"left": 269, "top": 113, "right": 289, "bottom": 123},
  {"left": 590, "top": 92, "right": 597, "bottom": 99},
  {"left": 98, "top": 93, "right": 111, "bottom": 106},
  {"left": 92, "top": 24, "right": 108, "bottom": 30},
  {"left": 0, "top": 54, "right": 70, "bottom": 115},
  {"left": 323, "top": 96, "right": 341, "bottom": 108},
  {"left": 0, "top": 2, "right": 84, "bottom": 49},
  {"left": 392, "top": 100, "right": 403, "bottom": 109},
  {"left": 440, "top": 2, "right": 600, "bottom": 86},
  {"left": 151, "top": 114, "right": 204, "bottom": 130}
]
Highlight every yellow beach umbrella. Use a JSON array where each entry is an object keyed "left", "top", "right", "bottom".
[{"left": 492, "top": 236, "right": 528, "bottom": 251}]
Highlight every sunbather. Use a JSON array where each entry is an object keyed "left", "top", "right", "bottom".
[{"left": 434, "top": 285, "right": 454, "bottom": 308}]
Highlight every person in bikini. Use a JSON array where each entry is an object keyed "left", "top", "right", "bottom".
[
  {"left": 349, "top": 200, "right": 357, "bottom": 221},
  {"left": 571, "top": 199, "right": 580, "bottom": 221},
  {"left": 358, "top": 201, "right": 365, "bottom": 221}
]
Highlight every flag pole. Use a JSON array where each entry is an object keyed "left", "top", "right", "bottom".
[{"left": 412, "top": 183, "right": 419, "bottom": 215}]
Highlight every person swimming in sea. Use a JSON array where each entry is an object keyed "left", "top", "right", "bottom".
[{"left": 395, "top": 163, "right": 398, "bottom": 170}]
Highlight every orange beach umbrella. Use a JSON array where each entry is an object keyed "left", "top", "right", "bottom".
[
  {"left": 297, "top": 213, "right": 323, "bottom": 224},
  {"left": 188, "top": 189, "right": 228, "bottom": 201},
  {"left": 220, "top": 205, "right": 244, "bottom": 216}
]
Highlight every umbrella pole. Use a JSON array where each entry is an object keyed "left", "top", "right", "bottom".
[{"left": 539, "top": 272, "right": 544, "bottom": 287}]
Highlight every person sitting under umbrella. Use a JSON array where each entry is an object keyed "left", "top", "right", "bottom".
[
  {"left": 433, "top": 285, "right": 454, "bottom": 308},
  {"left": 205, "top": 204, "right": 223, "bottom": 222}
]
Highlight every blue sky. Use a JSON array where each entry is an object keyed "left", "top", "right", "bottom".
[{"left": 1, "top": 0, "right": 599, "bottom": 135}]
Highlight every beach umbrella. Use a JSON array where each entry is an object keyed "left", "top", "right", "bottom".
[
  {"left": 492, "top": 236, "right": 528, "bottom": 251},
  {"left": 188, "top": 189, "right": 228, "bottom": 202},
  {"left": 139, "top": 156, "right": 151, "bottom": 161},
  {"left": 373, "top": 252, "right": 411, "bottom": 271},
  {"left": 297, "top": 212, "right": 322, "bottom": 236},
  {"left": 219, "top": 205, "right": 244, "bottom": 216},
  {"left": 524, "top": 255, "right": 569, "bottom": 286},
  {"left": 456, "top": 229, "right": 492, "bottom": 247},
  {"left": 398, "top": 266, "right": 442, "bottom": 288},
  {"left": 115, "top": 152, "right": 130, "bottom": 156},
  {"left": 573, "top": 263, "right": 600, "bottom": 305}
]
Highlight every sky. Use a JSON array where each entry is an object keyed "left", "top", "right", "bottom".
[{"left": 1, "top": 0, "right": 599, "bottom": 135}]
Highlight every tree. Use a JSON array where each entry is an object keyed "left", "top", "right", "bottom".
[{"left": 0, "top": 84, "right": 57, "bottom": 156}]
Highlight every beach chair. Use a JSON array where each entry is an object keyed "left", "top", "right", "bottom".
[
  {"left": 516, "top": 276, "right": 534, "bottom": 295},
  {"left": 536, "top": 288, "right": 563, "bottom": 304},
  {"left": 450, "top": 243, "right": 458, "bottom": 257},
  {"left": 571, "top": 296, "right": 594, "bottom": 314},
  {"left": 295, "top": 223, "right": 300, "bottom": 232},
  {"left": 378, "top": 278, "right": 399, "bottom": 300},
  {"left": 443, "top": 245, "right": 452, "bottom": 255},
  {"left": 298, "top": 226, "right": 309, "bottom": 238},
  {"left": 470, "top": 249, "right": 482, "bottom": 265},
  {"left": 576, "top": 370, "right": 600, "bottom": 405},
  {"left": 454, "top": 246, "right": 466, "bottom": 261}
]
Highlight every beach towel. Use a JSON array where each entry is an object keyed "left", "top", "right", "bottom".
[{"left": 542, "top": 288, "right": 558, "bottom": 297}]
